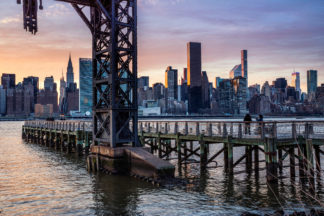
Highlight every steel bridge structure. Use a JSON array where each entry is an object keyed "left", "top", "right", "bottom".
[{"left": 17, "top": 0, "right": 139, "bottom": 148}]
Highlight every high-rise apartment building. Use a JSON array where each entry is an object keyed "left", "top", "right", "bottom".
[
  {"left": 1, "top": 74, "right": 16, "bottom": 89},
  {"left": 44, "top": 76, "right": 55, "bottom": 91},
  {"left": 79, "top": 58, "right": 93, "bottom": 114},
  {"left": 165, "top": 66, "right": 178, "bottom": 100},
  {"left": 307, "top": 70, "right": 318, "bottom": 95},
  {"left": 187, "top": 42, "right": 202, "bottom": 113},
  {"left": 153, "top": 83, "right": 165, "bottom": 101}
]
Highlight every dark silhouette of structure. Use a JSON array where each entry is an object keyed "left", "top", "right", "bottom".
[{"left": 17, "top": 0, "right": 139, "bottom": 148}]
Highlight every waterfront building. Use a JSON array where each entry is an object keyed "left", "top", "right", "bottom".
[
  {"left": 0, "top": 86, "right": 6, "bottom": 115},
  {"left": 1, "top": 73, "right": 15, "bottom": 89},
  {"left": 187, "top": 42, "right": 202, "bottom": 113},
  {"left": 307, "top": 69, "right": 318, "bottom": 95},
  {"left": 35, "top": 104, "right": 53, "bottom": 118},
  {"left": 79, "top": 58, "right": 93, "bottom": 114},
  {"left": 165, "top": 66, "right": 178, "bottom": 100},
  {"left": 6, "top": 89, "right": 15, "bottom": 116},
  {"left": 261, "top": 81, "right": 271, "bottom": 99},
  {"left": 248, "top": 94, "right": 271, "bottom": 115}
]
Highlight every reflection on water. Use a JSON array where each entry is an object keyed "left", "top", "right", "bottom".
[{"left": 0, "top": 122, "right": 323, "bottom": 215}]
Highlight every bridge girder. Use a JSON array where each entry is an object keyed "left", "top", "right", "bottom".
[{"left": 17, "top": 0, "right": 139, "bottom": 148}]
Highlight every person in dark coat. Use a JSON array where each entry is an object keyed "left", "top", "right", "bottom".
[{"left": 244, "top": 114, "right": 252, "bottom": 135}]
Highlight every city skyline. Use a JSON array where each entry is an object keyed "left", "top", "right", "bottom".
[{"left": 0, "top": 0, "right": 323, "bottom": 91}]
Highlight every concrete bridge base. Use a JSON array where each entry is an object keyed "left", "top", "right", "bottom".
[{"left": 87, "top": 146, "right": 175, "bottom": 180}]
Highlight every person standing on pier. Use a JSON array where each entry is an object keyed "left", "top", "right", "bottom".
[
  {"left": 244, "top": 114, "right": 252, "bottom": 135},
  {"left": 256, "top": 114, "right": 264, "bottom": 134}
]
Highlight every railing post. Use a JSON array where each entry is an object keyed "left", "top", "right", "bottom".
[
  {"left": 292, "top": 122, "right": 296, "bottom": 140},
  {"left": 156, "top": 122, "right": 159, "bottom": 133},
  {"left": 184, "top": 122, "right": 188, "bottom": 135},
  {"left": 238, "top": 123, "right": 242, "bottom": 139},
  {"left": 230, "top": 123, "right": 233, "bottom": 136},
  {"left": 208, "top": 123, "right": 212, "bottom": 137},
  {"left": 175, "top": 122, "right": 178, "bottom": 135},
  {"left": 199, "top": 134, "right": 207, "bottom": 169},
  {"left": 196, "top": 122, "right": 200, "bottom": 136},
  {"left": 223, "top": 123, "right": 227, "bottom": 138},
  {"left": 148, "top": 122, "right": 151, "bottom": 133},
  {"left": 165, "top": 122, "right": 168, "bottom": 134}
]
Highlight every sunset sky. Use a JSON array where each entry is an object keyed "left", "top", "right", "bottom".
[{"left": 0, "top": 0, "right": 323, "bottom": 91}]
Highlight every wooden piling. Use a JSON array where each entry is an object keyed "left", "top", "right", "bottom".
[
  {"left": 265, "top": 138, "right": 278, "bottom": 183},
  {"left": 289, "top": 146, "right": 296, "bottom": 179},
  {"left": 227, "top": 136, "right": 233, "bottom": 174},
  {"left": 199, "top": 134, "right": 207, "bottom": 169},
  {"left": 176, "top": 133, "right": 181, "bottom": 164},
  {"left": 254, "top": 145, "right": 259, "bottom": 174},
  {"left": 306, "top": 139, "right": 315, "bottom": 182}
]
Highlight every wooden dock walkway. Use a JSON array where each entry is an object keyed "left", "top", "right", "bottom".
[{"left": 22, "top": 120, "right": 324, "bottom": 183}]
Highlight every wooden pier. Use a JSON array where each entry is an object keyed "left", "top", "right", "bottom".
[
  {"left": 22, "top": 120, "right": 324, "bottom": 184},
  {"left": 138, "top": 120, "right": 324, "bottom": 184}
]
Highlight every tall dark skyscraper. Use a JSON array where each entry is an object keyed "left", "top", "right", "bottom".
[
  {"left": 241, "top": 50, "right": 248, "bottom": 79},
  {"left": 201, "top": 71, "right": 210, "bottom": 108},
  {"left": 187, "top": 42, "right": 202, "bottom": 113},
  {"left": 165, "top": 66, "right": 178, "bottom": 100},
  {"left": 1, "top": 74, "right": 16, "bottom": 89},
  {"left": 66, "top": 53, "right": 74, "bottom": 89},
  {"left": 187, "top": 42, "right": 202, "bottom": 87},
  {"left": 307, "top": 69, "right": 318, "bottom": 95}
]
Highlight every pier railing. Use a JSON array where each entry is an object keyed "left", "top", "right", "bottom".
[
  {"left": 138, "top": 120, "right": 324, "bottom": 140},
  {"left": 24, "top": 120, "right": 324, "bottom": 140},
  {"left": 24, "top": 120, "right": 93, "bottom": 132}
]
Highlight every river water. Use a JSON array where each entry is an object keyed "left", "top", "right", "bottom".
[{"left": 0, "top": 121, "right": 323, "bottom": 215}]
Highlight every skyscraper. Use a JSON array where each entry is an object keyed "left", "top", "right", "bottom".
[
  {"left": 1, "top": 74, "right": 16, "bottom": 89},
  {"left": 79, "top": 58, "right": 93, "bottom": 114},
  {"left": 291, "top": 72, "right": 301, "bottom": 92},
  {"left": 44, "top": 76, "right": 55, "bottom": 91},
  {"left": 0, "top": 86, "right": 6, "bottom": 115},
  {"left": 201, "top": 71, "right": 210, "bottom": 108},
  {"left": 187, "top": 42, "right": 202, "bottom": 113},
  {"left": 59, "top": 72, "right": 66, "bottom": 114},
  {"left": 187, "top": 42, "right": 201, "bottom": 87},
  {"left": 23, "top": 76, "right": 39, "bottom": 111},
  {"left": 165, "top": 66, "right": 178, "bottom": 100},
  {"left": 138, "top": 76, "right": 149, "bottom": 89},
  {"left": 307, "top": 69, "right": 318, "bottom": 95},
  {"left": 241, "top": 50, "right": 248, "bottom": 79},
  {"left": 66, "top": 53, "right": 74, "bottom": 89}
]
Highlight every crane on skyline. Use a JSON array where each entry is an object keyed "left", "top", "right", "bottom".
[{"left": 16, "top": 0, "right": 139, "bottom": 148}]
